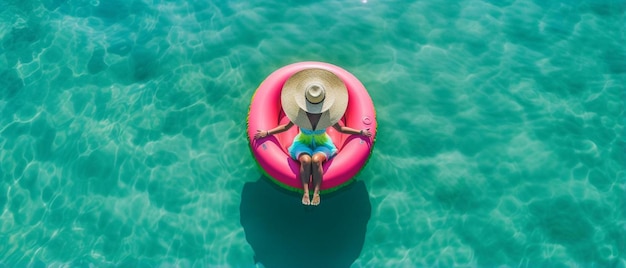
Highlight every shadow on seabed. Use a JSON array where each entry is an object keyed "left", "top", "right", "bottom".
[{"left": 240, "top": 177, "right": 372, "bottom": 268}]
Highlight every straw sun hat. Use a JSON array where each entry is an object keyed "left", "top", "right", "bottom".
[{"left": 281, "top": 68, "right": 348, "bottom": 130}]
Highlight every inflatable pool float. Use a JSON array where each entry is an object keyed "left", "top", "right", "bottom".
[{"left": 247, "top": 62, "right": 376, "bottom": 193}]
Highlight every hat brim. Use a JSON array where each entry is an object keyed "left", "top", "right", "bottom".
[{"left": 281, "top": 68, "right": 348, "bottom": 130}]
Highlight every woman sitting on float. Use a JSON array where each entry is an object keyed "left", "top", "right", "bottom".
[{"left": 254, "top": 68, "right": 372, "bottom": 206}]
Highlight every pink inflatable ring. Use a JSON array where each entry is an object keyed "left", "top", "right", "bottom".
[{"left": 247, "top": 62, "right": 377, "bottom": 193}]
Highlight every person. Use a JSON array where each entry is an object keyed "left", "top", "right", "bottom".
[{"left": 254, "top": 68, "right": 371, "bottom": 206}]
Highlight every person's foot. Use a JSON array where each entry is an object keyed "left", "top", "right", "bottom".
[
  {"left": 302, "top": 193, "right": 311, "bottom": 205},
  {"left": 311, "top": 193, "right": 320, "bottom": 206}
]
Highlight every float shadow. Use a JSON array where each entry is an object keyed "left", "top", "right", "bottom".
[{"left": 240, "top": 177, "right": 371, "bottom": 268}]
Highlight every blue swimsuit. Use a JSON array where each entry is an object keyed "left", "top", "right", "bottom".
[{"left": 288, "top": 128, "right": 338, "bottom": 160}]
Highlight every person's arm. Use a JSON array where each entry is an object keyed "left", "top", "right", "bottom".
[
  {"left": 332, "top": 123, "right": 372, "bottom": 137},
  {"left": 255, "top": 121, "right": 294, "bottom": 139}
]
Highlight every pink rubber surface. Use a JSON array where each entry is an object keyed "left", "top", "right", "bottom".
[{"left": 247, "top": 62, "right": 376, "bottom": 192}]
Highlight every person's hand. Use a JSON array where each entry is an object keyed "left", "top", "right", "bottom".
[
  {"left": 254, "top": 130, "right": 270, "bottom": 139},
  {"left": 360, "top": 128, "right": 372, "bottom": 137}
]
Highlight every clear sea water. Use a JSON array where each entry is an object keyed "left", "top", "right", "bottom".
[{"left": 1, "top": 0, "right": 625, "bottom": 267}]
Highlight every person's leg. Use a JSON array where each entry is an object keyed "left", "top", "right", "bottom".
[
  {"left": 310, "top": 152, "right": 327, "bottom": 206},
  {"left": 298, "top": 154, "right": 312, "bottom": 205}
]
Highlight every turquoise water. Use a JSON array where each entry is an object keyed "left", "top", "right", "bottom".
[{"left": 1, "top": 0, "right": 625, "bottom": 266}]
